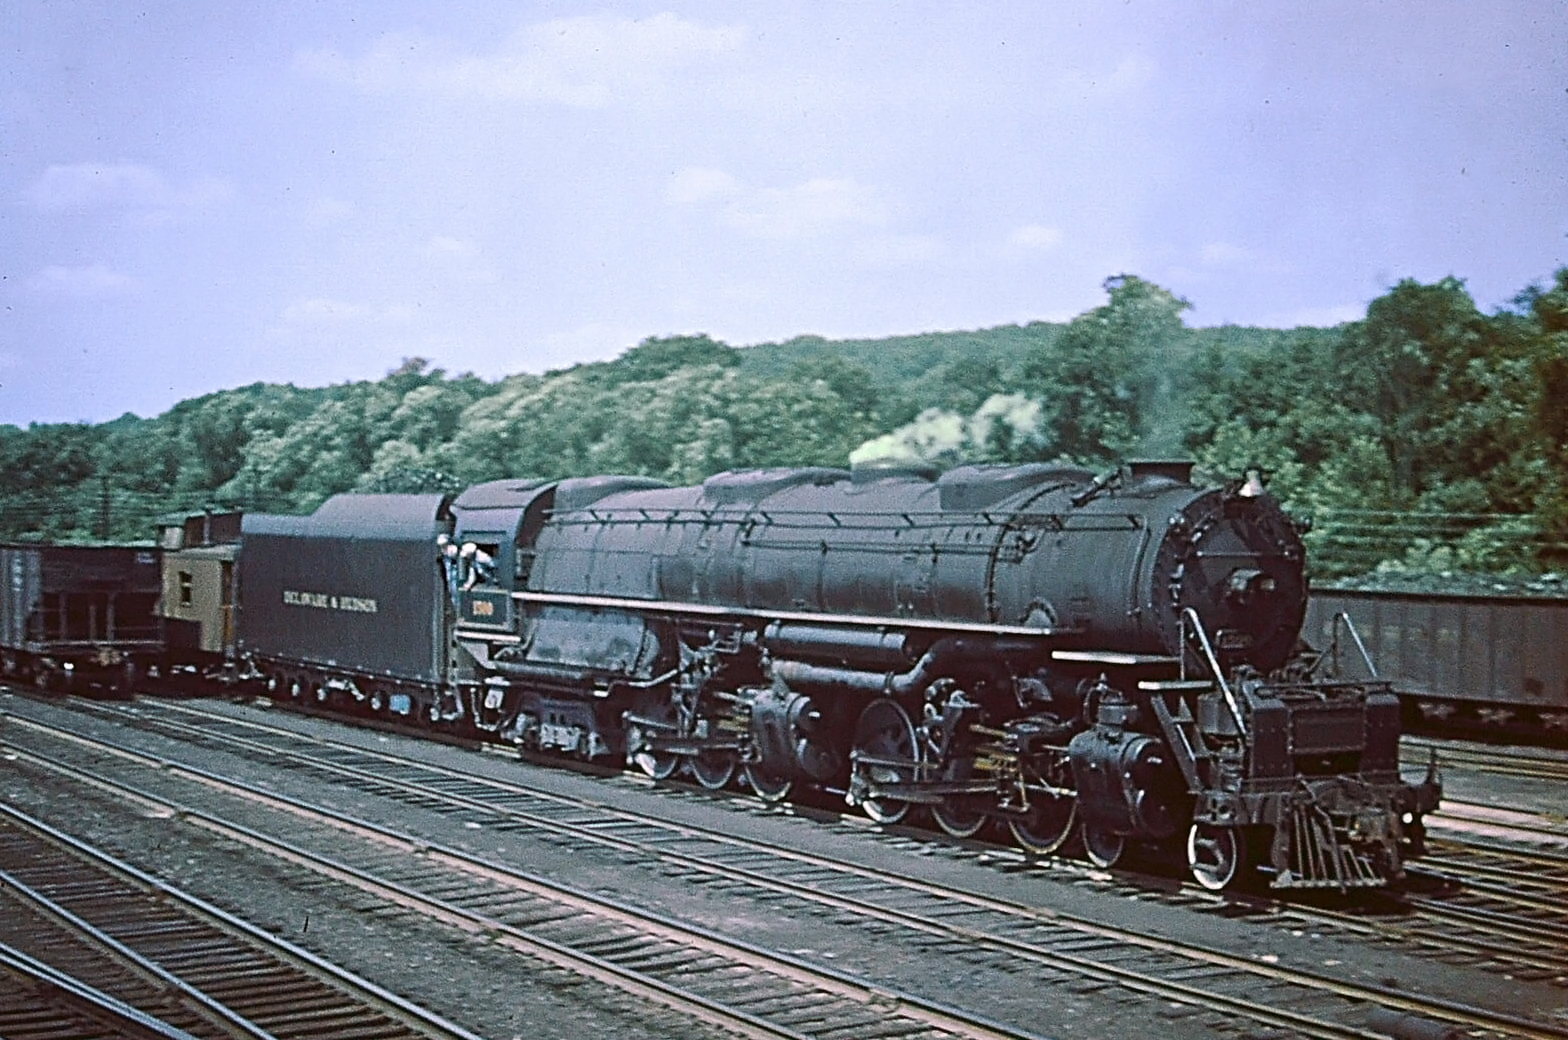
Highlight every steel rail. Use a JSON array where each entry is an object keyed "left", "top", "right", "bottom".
[
  {"left": 0, "top": 861, "right": 279, "bottom": 1040},
  {"left": 14, "top": 701, "right": 1566, "bottom": 1040},
  {"left": 0, "top": 939, "right": 202, "bottom": 1040},
  {"left": 2, "top": 734, "right": 1049, "bottom": 1040},
  {"left": 1253, "top": 892, "right": 1568, "bottom": 977},
  {"left": 1427, "top": 800, "right": 1568, "bottom": 843},
  {"left": 0, "top": 799, "right": 486, "bottom": 1040},
  {"left": 1402, "top": 738, "right": 1568, "bottom": 783},
  {"left": 82, "top": 699, "right": 1568, "bottom": 1030}
]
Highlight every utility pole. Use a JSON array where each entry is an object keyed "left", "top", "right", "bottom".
[{"left": 99, "top": 473, "right": 110, "bottom": 540}]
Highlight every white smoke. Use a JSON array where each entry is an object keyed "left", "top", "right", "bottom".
[{"left": 850, "top": 393, "right": 1043, "bottom": 465}]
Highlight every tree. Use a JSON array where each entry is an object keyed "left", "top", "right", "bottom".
[
  {"left": 1018, "top": 275, "right": 1192, "bottom": 464},
  {"left": 591, "top": 334, "right": 739, "bottom": 387},
  {"left": 1524, "top": 269, "right": 1568, "bottom": 562},
  {"left": 1336, "top": 277, "right": 1492, "bottom": 499}
]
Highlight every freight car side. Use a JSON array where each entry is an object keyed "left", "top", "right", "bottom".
[
  {"left": 0, "top": 543, "right": 163, "bottom": 695},
  {"left": 1305, "top": 588, "right": 1568, "bottom": 736}
]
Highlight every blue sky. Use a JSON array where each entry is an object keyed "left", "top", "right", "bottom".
[{"left": 2, "top": 2, "right": 1564, "bottom": 425}]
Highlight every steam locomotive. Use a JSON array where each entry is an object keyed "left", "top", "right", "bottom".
[
  {"left": 213, "top": 460, "right": 1438, "bottom": 891},
  {"left": 0, "top": 461, "right": 1436, "bottom": 889}
]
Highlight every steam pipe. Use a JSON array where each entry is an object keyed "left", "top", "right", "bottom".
[
  {"left": 770, "top": 636, "right": 1035, "bottom": 698},
  {"left": 1180, "top": 607, "right": 1247, "bottom": 737},
  {"left": 486, "top": 659, "right": 678, "bottom": 692},
  {"left": 761, "top": 621, "right": 919, "bottom": 670}
]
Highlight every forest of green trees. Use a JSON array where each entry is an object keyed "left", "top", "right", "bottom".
[{"left": 5, "top": 268, "right": 1567, "bottom": 581}]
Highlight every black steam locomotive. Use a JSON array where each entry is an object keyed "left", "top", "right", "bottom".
[{"left": 228, "top": 460, "right": 1438, "bottom": 891}]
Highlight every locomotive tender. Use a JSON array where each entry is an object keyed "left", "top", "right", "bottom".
[{"left": 235, "top": 459, "right": 1439, "bottom": 891}]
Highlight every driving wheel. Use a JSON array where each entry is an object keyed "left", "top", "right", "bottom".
[{"left": 852, "top": 699, "right": 921, "bottom": 825}]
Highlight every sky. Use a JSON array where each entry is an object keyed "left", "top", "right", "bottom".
[{"left": 2, "top": 3, "right": 1565, "bottom": 426}]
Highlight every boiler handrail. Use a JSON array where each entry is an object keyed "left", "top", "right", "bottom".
[
  {"left": 1331, "top": 611, "right": 1379, "bottom": 679},
  {"left": 1179, "top": 607, "right": 1247, "bottom": 738}
]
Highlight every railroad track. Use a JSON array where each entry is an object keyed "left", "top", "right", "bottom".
[
  {"left": 5, "top": 695, "right": 1565, "bottom": 1040},
  {"left": 1427, "top": 799, "right": 1568, "bottom": 847},
  {"left": 0, "top": 799, "right": 484, "bottom": 1040},
  {"left": 1410, "top": 839, "right": 1568, "bottom": 939},
  {"left": 1404, "top": 736, "right": 1568, "bottom": 786},
  {"left": 2, "top": 708, "right": 1051, "bottom": 1040},
  {"left": 1237, "top": 836, "right": 1568, "bottom": 988},
  {"left": 0, "top": 938, "right": 202, "bottom": 1040},
  {"left": 67, "top": 695, "right": 1568, "bottom": 986}
]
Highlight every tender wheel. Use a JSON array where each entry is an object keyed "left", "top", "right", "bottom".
[
  {"left": 1008, "top": 795, "right": 1078, "bottom": 855},
  {"left": 852, "top": 699, "right": 921, "bottom": 825},
  {"left": 689, "top": 750, "right": 737, "bottom": 791},
  {"left": 1187, "top": 822, "right": 1246, "bottom": 891},
  {"left": 1083, "top": 823, "right": 1126, "bottom": 869},
  {"left": 744, "top": 764, "right": 793, "bottom": 802}
]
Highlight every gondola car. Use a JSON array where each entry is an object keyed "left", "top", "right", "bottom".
[
  {"left": 1306, "top": 585, "right": 1568, "bottom": 738},
  {"left": 0, "top": 541, "right": 162, "bottom": 696}
]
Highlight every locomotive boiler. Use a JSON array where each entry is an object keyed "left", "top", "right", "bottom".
[{"left": 421, "top": 460, "right": 1439, "bottom": 891}]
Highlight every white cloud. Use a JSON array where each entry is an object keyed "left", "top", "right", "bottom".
[
  {"left": 23, "top": 163, "right": 230, "bottom": 221},
  {"left": 304, "top": 196, "right": 355, "bottom": 227},
  {"left": 1009, "top": 224, "right": 1063, "bottom": 250},
  {"left": 1198, "top": 242, "right": 1251, "bottom": 266},
  {"left": 297, "top": 13, "right": 744, "bottom": 108},
  {"left": 280, "top": 298, "right": 415, "bottom": 326},
  {"left": 727, "top": 178, "right": 884, "bottom": 239},
  {"left": 26, "top": 264, "right": 138, "bottom": 296},
  {"left": 422, "top": 236, "right": 497, "bottom": 284},
  {"left": 426, "top": 236, "right": 475, "bottom": 258},
  {"left": 670, "top": 168, "right": 885, "bottom": 240},
  {"left": 666, "top": 167, "right": 739, "bottom": 206},
  {"left": 859, "top": 234, "right": 943, "bottom": 266},
  {"left": 1057, "top": 52, "right": 1158, "bottom": 101},
  {"left": 1107, "top": 54, "right": 1157, "bottom": 92}
]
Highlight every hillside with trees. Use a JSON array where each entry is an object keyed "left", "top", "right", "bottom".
[{"left": 4, "top": 268, "right": 1565, "bottom": 581}]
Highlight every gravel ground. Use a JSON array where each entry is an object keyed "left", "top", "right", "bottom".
[
  {"left": 4, "top": 690, "right": 1568, "bottom": 1040},
  {"left": 0, "top": 722, "right": 740, "bottom": 1040}
]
